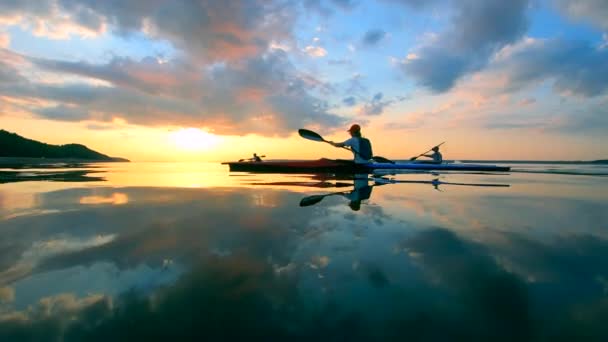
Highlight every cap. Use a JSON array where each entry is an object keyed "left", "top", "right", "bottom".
[{"left": 347, "top": 124, "right": 361, "bottom": 133}]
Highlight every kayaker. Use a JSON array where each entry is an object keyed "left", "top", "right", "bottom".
[
  {"left": 252, "top": 153, "right": 262, "bottom": 162},
  {"left": 329, "top": 124, "right": 373, "bottom": 164},
  {"left": 421, "top": 146, "right": 442, "bottom": 163}
]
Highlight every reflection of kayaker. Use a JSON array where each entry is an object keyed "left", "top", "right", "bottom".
[
  {"left": 298, "top": 175, "right": 509, "bottom": 208},
  {"left": 299, "top": 176, "right": 372, "bottom": 210},
  {"left": 339, "top": 175, "right": 372, "bottom": 211}
]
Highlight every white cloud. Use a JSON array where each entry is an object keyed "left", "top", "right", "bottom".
[
  {"left": 0, "top": 31, "right": 9, "bottom": 48},
  {"left": 304, "top": 45, "right": 327, "bottom": 57}
]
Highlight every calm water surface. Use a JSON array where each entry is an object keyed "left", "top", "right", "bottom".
[{"left": 0, "top": 162, "right": 607, "bottom": 340}]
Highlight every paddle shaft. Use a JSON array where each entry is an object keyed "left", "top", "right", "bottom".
[{"left": 411, "top": 142, "right": 445, "bottom": 160}]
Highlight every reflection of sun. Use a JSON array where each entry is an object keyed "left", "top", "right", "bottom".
[{"left": 170, "top": 128, "right": 221, "bottom": 150}]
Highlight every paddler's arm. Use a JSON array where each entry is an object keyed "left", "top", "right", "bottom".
[{"left": 329, "top": 141, "right": 346, "bottom": 147}]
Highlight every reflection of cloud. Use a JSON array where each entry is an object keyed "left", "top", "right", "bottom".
[
  {"left": 0, "top": 293, "right": 105, "bottom": 322},
  {"left": 0, "top": 235, "right": 115, "bottom": 286},
  {"left": 0, "top": 286, "right": 14, "bottom": 303},
  {"left": 80, "top": 193, "right": 128, "bottom": 205},
  {"left": 309, "top": 256, "right": 330, "bottom": 269}
]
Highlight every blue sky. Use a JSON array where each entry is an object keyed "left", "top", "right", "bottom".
[{"left": 0, "top": 0, "right": 607, "bottom": 160}]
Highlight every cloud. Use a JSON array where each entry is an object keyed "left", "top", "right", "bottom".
[
  {"left": 304, "top": 46, "right": 328, "bottom": 57},
  {"left": 361, "top": 29, "right": 386, "bottom": 46},
  {"left": 495, "top": 38, "right": 608, "bottom": 97},
  {"left": 0, "top": 0, "right": 105, "bottom": 39},
  {"left": 554, "top": 0, "right": 608, "bottom": 30},
  {"left": 0, "top": 60, "right": 27, "bottom": 85},
  {"left": 1, "top": 51, "right": 346, "bottom": 135},
  {"left": 343, "top": 96, "right": 356, "bottom": 106},
  {"left": 0, "top": 31, "right": 9, "bottom": 48},
  {"left": 34, "top": 104, "right": 91, "bottom": 122},
  {"left": 30, "top": 55, "right": 198, "bottom": 96},
  {"left": 400, "top": 0, "right": 530, "bottom": 92},
  {"left": 1, "top": 1, "right": 294, "bottom": 61},
  {"left": 358, "top": 92, "right": 394, "bottom": 116}
]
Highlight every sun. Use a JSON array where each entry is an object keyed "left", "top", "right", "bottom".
[{"left": 169, "top": 128, "right": 221, "bottom": 150}]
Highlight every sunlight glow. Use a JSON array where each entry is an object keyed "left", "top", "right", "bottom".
[{"left": 169, "top": 128, "right": 221, "bottom": 151}]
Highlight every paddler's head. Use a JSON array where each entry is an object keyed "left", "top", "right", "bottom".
[
  {"left": 347, "top": 124, "right": 361, "bottom": 137},
  {"left": 432, "top": 146, "right": 439, "bottom": 152},
  {"left": 348, "top": 200, "right": 361, "bottom": 211}
]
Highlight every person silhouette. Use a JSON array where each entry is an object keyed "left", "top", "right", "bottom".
[
  {"left": 252, "top": 153, "right": 262, "bottom": 162},
  {"left": 421, "top": 146, "right": 442, "bottom": 163}
]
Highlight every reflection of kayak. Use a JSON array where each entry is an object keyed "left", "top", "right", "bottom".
[{"left": 222, "top": 158, "right": 510, "bottom": 173}]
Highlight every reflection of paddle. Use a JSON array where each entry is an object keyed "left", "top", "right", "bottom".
[
  {"left": 372, "top": 177, "right": 509, "bottom": 187},
  {"left": 298, "top": 129, "right": 394, "bottom": 164},
  {"left": 299, "top": 191, "right": 350, "bottom": 207},
  {"left": 238, "top": 155, "right": 266, "bottom": 162},
  {"left": 410, "top": 142, "right": 445, "bottom": 161}
]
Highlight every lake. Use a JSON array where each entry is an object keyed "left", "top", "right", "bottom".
[{"left": 1, "top": 161, "right": 607, "bottom": 340}]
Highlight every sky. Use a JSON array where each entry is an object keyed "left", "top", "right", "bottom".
[{"left": 0, "top": 0, "right": 607, "bottom": 161}]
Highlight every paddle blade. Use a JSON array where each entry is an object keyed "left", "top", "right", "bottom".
[
  {"left": 409, "top": 157, "right": 418, "bottom": 161},
  {"left": 299, "top": 195, "right": 326, "bottom": 207},
  {"left": 298, "top": 129, "right": 325, "bottom": 142},
  {"left": 372, "top": 156, "right": 395, "bottom": 164}
]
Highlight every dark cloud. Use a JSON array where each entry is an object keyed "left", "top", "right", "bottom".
[
  {"left": 0, "top": 61, "right": 27, "bottom": 85},
  {"left": 34, "top": 104, "right": 91, "bottom": 122},
  {"left": 402, "top": 0, "right": 530, "bottom": 92},
  {"left": 343, "top": 96, "right": 356, "bottom": 106},
  {"left": 359, "top": 92, "right": 393, "bottom": 116},
  {"left": 0, "top": 0, "right": 54, "bottom": 17},
  {"left": 2, "top": 51, "right": 346, "bottom": 135},
  {"left": 3, "top": 0, "right": 294, "bottom": 62},
  {"left": 498, "top": 39, "right": 608, "bottom": 97},
  {"left": 555, "top": 0, "right": 608, "bottom": 29},
  {"left": 361, "top": 29, "right": 386, "bottom": 46}
]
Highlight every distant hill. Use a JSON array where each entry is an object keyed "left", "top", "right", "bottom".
[{"left": 0, "top": 130, "right": 129, "bottom": 162}]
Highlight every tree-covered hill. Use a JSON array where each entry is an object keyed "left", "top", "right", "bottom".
[{"left": 0, "top": 130, "right": 128, "bottom": 161}]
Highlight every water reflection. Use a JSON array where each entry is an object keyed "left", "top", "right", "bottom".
[
  {"left": 0, "top": 169, "right": 105, "bottom": 183},
  {"left": 0, "top": 168, "right": 606, "bottom": 340},
  {"left": 291, "top": 174, "right": 509, "bottom": 210}
]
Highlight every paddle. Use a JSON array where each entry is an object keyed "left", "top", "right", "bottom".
[
  {"left": 298, "top": 129, "right": 394, "bottom": 164},
  {"left": 238, "top": 155, "right": 265, "bottom": 162},
  {"left": 299, "top": 190, "right": 352, "bottom": 207},
  {"left": 409, "top": 142, "right": 445, "bottom": 161}
]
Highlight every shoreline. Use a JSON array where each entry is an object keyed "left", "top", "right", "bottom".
[{"left": 0, "top": 157, "right": 129, "bottom": 166}]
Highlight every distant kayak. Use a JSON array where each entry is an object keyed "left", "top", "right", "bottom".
[{"left": 222, "top": 158, "right": 511, "bottom": 173}]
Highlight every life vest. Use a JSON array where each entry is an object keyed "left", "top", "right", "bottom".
[{"left": 357, "top": 137, "right": 373, "bottom": 160}]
